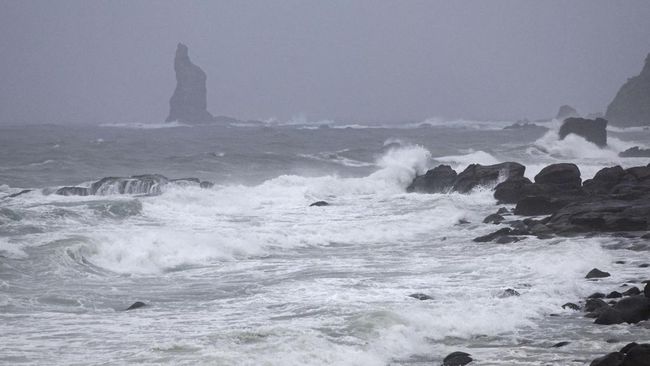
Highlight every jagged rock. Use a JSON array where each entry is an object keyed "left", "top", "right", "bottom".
[
  {"left": 407, "top": 165, "right": 457, "bottom": 193},
  {"left": 442, "top": 351, "right": 473, "bottom": 366},
  {"left": 556, "top": 105, "right": 579, "bottom": 120},
  {"left": 606, "top": 53, "right": 650, "bottom": 127},
  {"left": 559, "top": 117, "right": 608, "bottom": 147},
  {"left": 55, "top": 187, "right": 90, "bottom": 196},
  {"left": 620, "top": 147, "right": 650, "bottom": 158},
  {"left": 586, "top": 268, "right": 611, "bottom": 279},
  {"left": 452, "top": 162, "right": 525, "bottom": 193},
  {"left": 166, "top": 43, "right": 215, "bottom": 123}
]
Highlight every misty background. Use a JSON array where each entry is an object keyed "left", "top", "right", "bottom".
[{"left": 1, "top": 0, "right": 649, "bottom": 125}]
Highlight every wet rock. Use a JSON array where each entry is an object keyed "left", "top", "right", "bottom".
[
  {"left": 483, "top": 213, "right": 505, "bottom": 224},
  {"left": 559, "top": 117, "right": 608, "bottom": 147},
  {"left": 473, "top": 228, "right": 514, "bottom": 243},
  {"left": 622, "top": 287, "right": 641, "bottom": 296},
  {"left": 562, "top": 302, "right": 580, "bottom": 311},
  {"left": 494, "top": 176, "right": 533, "bottom": 204},
  {"left": 534, "top": 163, "right": 582, "bottom": 188},
  {"left": 585, "top": 298, "right": 609, "bottom": 313},
  {"left": 496, "top": 207, "right": 510, "bottom": 215},
  {"left": 586, "top": 269, "right": 611, "bottom": 279},
  {"left": 640, "top": 263, "right": 650, "bottom": 268},
  {"left": 589, "top": 352, "right": 624, "bottom": 366},
  {"left": 620, "top": 342, "right": 638, "bottom": 354},
  {"left": 125, "top": 301, "right": 146, "bottom": 311},
  {"left": 6, "top": 189, "right": 32, "bottom": 198},
  {"left": 309, "top": 201, "right": 329, "bottom": 207},
  {"left": 621, "top": 343, "right": 650, "bottom": 366},
  {"left": 408, "top": 293, "right": 433, "bottom": 301},
  {"left": 452, "top": 162, "right": 525, "bottom": 193},
  {"left": 407, "top": 165, "right": 457, "bottom": 193},
  {"left": 442, "top": 351, "right": 473, "bottom": 366},
  {"left": 583, "top": 166, "right": 626, "bottom": 194},
  {"left": 552, "top": 341, "right": 570, "bottom": 348},
  {"left": 607, "top": 291, "right": 623, "bottom": 299},
  {"left": 494, "top": 236, "right": 523, "bottom": 244},
  {"left": 55, "top": 186, "right": 90, "bottom": 196},
  {"left": 166, "top": 43, "right": 215, "bottom": 123},
  {"left": 498, "top": 288, "right": 520, "bottom": 298},
  {"left": 645, "top": 282, "right": 650, "bottom": 297},
  {"left": 605, "top": 52, "right": 650, "bottom": 127},
  {"left": 595, "top": 308, "right": 626, "bottom": 325},
  {"left": 612, "top": 295, "right": 650, "bottom": 323},
  {"left": 589, "top": 292, "right": 607, "bottom": 299},
  {"left": 513, "top": 195, "right": 570, "bottom": 216}
]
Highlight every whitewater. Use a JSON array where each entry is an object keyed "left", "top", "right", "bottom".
[{"left": 1, "top": 120, "right": 649, "bottom": 365}]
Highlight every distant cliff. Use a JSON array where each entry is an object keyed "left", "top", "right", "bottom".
[
  {"left": 166, "top": 43, "right": 215, "bottom": 123},
  {"left": 605, "top": 53, "right": 650, "bottom": 127}
]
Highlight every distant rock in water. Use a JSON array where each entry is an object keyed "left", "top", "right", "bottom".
[
  {"left": 620, "top": 146, "right": 650, "bottom": 158},
  {"left": 309, "top": 201, "right": 329, "bottom": 207},
  {"left": 125, "top": 301, "right": 146, "bottom": 311},
  {"left": 606, "top": 53, "right": 650, "bottom": 127},
  {"left": 503, "top": 120, "right": 544, "bottom": 130},
  {"left": 166, "top": 43, "right": 215, "bottom": 123},
  {"left": 556, "top": 105, "right": 579, "bottom": 120},
  {"left": 407, "top": 164, "right": 457, "bottom": 193},
  {"left": 559, "top": 117, "right": 608, "bottom": 147},
  {"left": 54, "top": 174, "right": 214, "bottom": 196}
]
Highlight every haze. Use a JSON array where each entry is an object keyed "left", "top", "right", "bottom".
[{"left": 1, "top": 0, "right": 650, "bottom": 125}]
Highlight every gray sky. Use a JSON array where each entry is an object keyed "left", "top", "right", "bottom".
[{"left": 1, "top": 0, "right": 649, "bottom": 125}]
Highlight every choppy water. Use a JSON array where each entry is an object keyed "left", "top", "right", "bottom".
[{"left": 1, "top": 120, "right": 649, "bottom": 365}]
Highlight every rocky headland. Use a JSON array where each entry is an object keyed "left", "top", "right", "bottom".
[{"left": 606, "top": 53, "right": 650, "bottom": 127}]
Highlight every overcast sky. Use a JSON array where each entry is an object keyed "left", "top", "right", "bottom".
[{"left": 1, "top": 1, "right": 649, "bottom": 125}]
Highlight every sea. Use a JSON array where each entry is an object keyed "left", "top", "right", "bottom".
[{"left": 0, "top": 118, "right": 649, "bottom": 365}]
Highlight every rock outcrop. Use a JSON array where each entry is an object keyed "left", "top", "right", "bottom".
[
  {"left": 556, "top": 105, "right": 579, "bottom": 120},
  {"left": 407, "top": 163, "right": 524, "bottom": 194},
  {"left": 605, "top": 53, "right": 650, "bottom": 127},
  {"left": 559, "top": 117, "right": 608, "bottom": 147},
  {"left": 620, "top": 146, "right": 650, "bottom": 158},
  {"left": 55, "top": 174, "right": 214, "bottom": 196},
  {"left": 166, "top": 43, "right": 215, "bottom": 123}
]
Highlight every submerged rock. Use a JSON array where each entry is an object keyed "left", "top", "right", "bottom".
[
  {"left": 408, "top": 293, "right": 433, "bottom": 300},
  {"left": 606, "top": 53, "right": 650, "bottom": 127},
  {"left": 166, "top": 43, "right": 215, "bottom": 123},
  {"left": 442, "top": 351, "right": 473, "bottom": 366},
  {"left": 309, "top": 201, "right": 329, "bottom": 207},
  {"left": 55, "top": 186, "right": 90, "bottom": 196},
  {"left": 559, "top": 117, "right": 608, "bottom": 147},
  {"left": 125, "top": 301, "right": 146, "bottom": 311},
  {"left": 589, "top": 352, "right": 624, "bottom": 366}
]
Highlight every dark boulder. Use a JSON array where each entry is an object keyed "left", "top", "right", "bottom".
[
  {"left": 612, "top": 295, "right": 650, "bottom": 323},
  {"left": 514, "top": 195, "right": 570, "bottom": 216},
  {"left": 442, "top": 351, "right": 473, "bottom": 366},
  {"left": 584, "top": 166, "right": 626, "bottom": 194},
  {"left": 586, "top": 268, "right": 611, "bottom": 279},
  {"left": 620, "top": 146, "right": 650, "bottom": 158},
  {"left": 407, "top": 165, "right": 457, "bottom": 193},
  {"left": 607, "top": 291, "right": 623, "bottom": 299},
  {"left": 559, "top": 117, "right": 608, "bottom": 147},
  {"left": 645, "top": 282, "right": 650, "bottom": 297},
  {"left": 534, "top": 163, "right": 582, "bottom": 188},
  {"left": 621, "top": 344, "right": 650, "bottom": 366},
  {"left": 595, "top": 308, "right": 625, "bottom": 325},
  {"left": 552, "top": 341, "right": 570, "bottom": 348},
  {"left": 585, "top": 298, "right": 609, "bottom": 312},
  {"left": 55, "top": 186, "right": 90, "bottom": 196},
  {"left": 605, "top": 53, "right": 650, "bottom": 127},
  {"left": 589, "top": 292, "right": 606, "bottom": 299},
  {"left": 310, "top": 201, "right": 329, "bottom": 207},
  {"left": 452, "top": 162, "right": 525, "bottom": 193},
  {"left": 622, "top": 287, "right": 641, "bottom": 296},
  {"left": 125, "top": 301, "right": 146, "bottom": 311},
  {"left": 589, "top": 352, "right": 624, "bottom": 366},
  {"left": 546, "top": 198, "right": 650, "bottom": 233},
  {"left": 166, "top": 43, "right": 215, "bottom": 123},
  {"left": 493, "top": 176, "right": 533, "bottom": 204},
  {"left": 473, "top": 228, "right": 514, "bottom": 243}
]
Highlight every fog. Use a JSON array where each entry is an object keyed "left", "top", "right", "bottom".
[{"left": 1, "top": 0, "right": 649, "bottom": 125}]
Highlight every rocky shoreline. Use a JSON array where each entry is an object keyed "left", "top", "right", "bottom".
[{"left": 408, "top": 161, "right": 650, "bottom": 365}]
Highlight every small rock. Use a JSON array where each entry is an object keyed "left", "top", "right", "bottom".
[
  {"left": 125, "top": 301, "right": 146, "bottom": 311},
  {"left": 498, "top": 288, "right": 520, "bottom": 298},
  {"left": 483, "top": 213, "right": 505, "bottom": 224},
  {"left": 615, "top": 261, "right": 626, "bottom": 264},
  {"left": 595, "top": 308, "right": 625, "bottom": 325},
  {"left": 589, "top": 292, "right": 606, "bottom": 299},
  {"left": 309, "top": 201, "right": 329, "bottom": 207},
  {"left": 622, "top": 287, "right": 641, "bottom": 296},
  {"left": 552, "top": 341, "right": 570, "bottom": 348},
  {"left": 442, "top": 351, "right": 473, "bottom": 366},
  {"left": 586, "top": 268, "right": 611, "bottom": 279},
  {"left": 496, "top": 207, "right": 510, "bottom": 215},
  {"left": 606, "top": 291, "right": 623, "bottom": 299},
  {"left": 562, "top": 302, "right": 580, "bottom": 311},
  {"left": 639, "top": 263, "right": 650, "bottom": 268},
  {"left": 408, "top": 293, "right": 433, "bottom": 301},
  {"left": 584, "top": 298, "right": 609, "bottom": 312}
]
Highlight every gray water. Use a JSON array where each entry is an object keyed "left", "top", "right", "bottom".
[{"left": 1, "top": 120, "right": 649, "bottom": 365}]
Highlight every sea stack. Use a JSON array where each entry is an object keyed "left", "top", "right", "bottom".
[
  {"left": 166, "top": 43, "right": 215, "bottom": 123},
  {"left": 605, "top": 53, "right": 650, "bottom": 127},
  {"left": 559, "top": 117, "right": 608, "bottom": 147}
]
